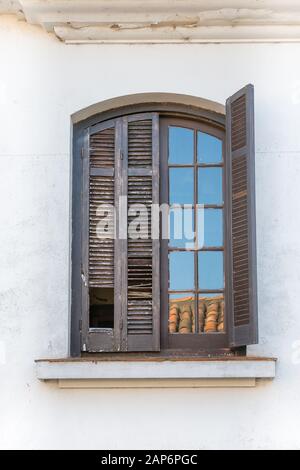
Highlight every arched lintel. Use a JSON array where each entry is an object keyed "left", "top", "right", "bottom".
[{"left": 72, "top": 93, "right": 225, "bottom": 129}]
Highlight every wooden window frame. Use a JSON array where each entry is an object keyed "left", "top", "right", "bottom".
[
  {"left": 160, "top": 116, "right": 229, "bottom": 352},
  {"left": 71, "top": 91, "right": 257, "bottom": 358}
]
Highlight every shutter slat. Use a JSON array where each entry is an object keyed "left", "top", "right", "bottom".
[{"left": 226, "top": 84, "right": 258, "bottom": 347}]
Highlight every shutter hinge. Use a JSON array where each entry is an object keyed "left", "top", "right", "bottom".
[
  {"left": 119, "top": 318, "right": 124, "bottom": 331},
  {"left": 81, "top": 272, "right": 87, "bottom": 287},
  {"left": 120, "top": 149, "right": 123, "bottom": 160},
  {"left": 81, "top": 147, "right": 84, "bottom": 159},
  {"left": 79, "top": 320, "right": 82, "bottom": 332}
]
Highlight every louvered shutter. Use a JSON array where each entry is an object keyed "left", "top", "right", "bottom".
[
  {"left": 89, "top": 127, "right": 115, "bottom": 288},
  {"left": 226, "top": 84, "right": 258, "bottom": 347},
  {"left": 122, "top": 113, "right": 160, "bottom": 351},
  {"left": 81, "top": 114, "right": 160, "bottom": 352},
  {"left": 81, "top": 119, "right": 122, "bottom": 352}
]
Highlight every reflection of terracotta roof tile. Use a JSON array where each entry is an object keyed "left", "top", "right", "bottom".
[{"left": 169, "top": 295, "right": 224, "bottom": 333}]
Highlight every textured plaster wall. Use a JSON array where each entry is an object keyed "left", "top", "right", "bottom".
[{"left": 1, "top": 15, "right": 300, "bottom": 450}]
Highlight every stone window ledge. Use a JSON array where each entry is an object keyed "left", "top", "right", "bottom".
[{"left": 36, "top": 357, "right": 276, "bottom": 388}]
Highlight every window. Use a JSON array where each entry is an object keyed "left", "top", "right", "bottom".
[
  {"left": 160, "top": 119, "right": 227, "bottom": 351},
  {"left": 71, "top": 85, "right": 258, "bottom": 356}
]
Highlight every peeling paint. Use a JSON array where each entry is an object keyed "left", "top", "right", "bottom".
[{"left": 2, "top": 1, "right": 300, "bottom": 42}]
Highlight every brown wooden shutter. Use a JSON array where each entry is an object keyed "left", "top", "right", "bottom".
[
  {"left": 121, "top": 113, "right": 160, "bottom": 351},
  {"left": 81, "top": 114, "right": 160, "bottom": 353},
  {"left": 81, "top": 119, "right": 122, "bottom": 352},
  {"left": 226, "top": 84, "right": 258, "bottom": 347}
]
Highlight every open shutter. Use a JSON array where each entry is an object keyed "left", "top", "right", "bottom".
[
  {"left": 122, "top": 113, "right": 160, "bottom": 351},
  {"left": 226, "top": 84, "right": 258, "bottom": 347}
]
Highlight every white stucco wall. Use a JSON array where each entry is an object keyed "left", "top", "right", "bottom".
[{"left": 1, "top": 15, "right": 300, "bottom": 450}]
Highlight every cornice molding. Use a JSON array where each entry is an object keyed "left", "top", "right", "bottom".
[{"left": 2, "top": 1, "right": 300, "bottom": 43}]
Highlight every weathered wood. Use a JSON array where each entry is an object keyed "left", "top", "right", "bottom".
[
  {"left": 81, "top": 129, "right": 90, "bottom": 351},
  {"left": 71, "top": 101, "right": 257, "bottom": 356},
  {"left": 90, "top": 168, "right": 114, "bottom": 177},
  {"left": 128, "top": 168, "right": 152, "bottom": 177},
  {"left": 70, "top": 125, "right": 84, "bottom": 357},
  {"left": 125, "top": 113, "right": 160, "bottom": 351},
  {"left": 151, "top": 113, "right": 160, "bottom": 351},
  {"left": 120, "top": 117, "right": 128, "bottom": 351},
  {"left": 226, "top": 84, "right": 258, "bottom": 347},
  {"left": 85, "top": 120, "right": 119, "bottom": 352}
]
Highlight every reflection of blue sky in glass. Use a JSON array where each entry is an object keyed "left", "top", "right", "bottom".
[
  {"left": 168, "top": 127, "right": 225, "bottom": 293},
  {"left": 197, "top": 132, "right": 222, "bottom": 163},
  {"left": 198, "top": 251, "right": 223, "bottom": 289},
  {"left": 169, "top": 127, "right": 194, "bottom": 164},
  {"left": 169, "top": 252, "right": 194, "bottom": 290},
  {"left": 198, "top": 168, "right": 223, "bottom": 204},
  {"left": 198, "top": 208, "right": 223, "bottom": 247},
  {"left": 170, "top": 207, "right": 194, "bottom": 247},
  {"left": 169, "top": 168, "right": 194, "bottom": 204}
]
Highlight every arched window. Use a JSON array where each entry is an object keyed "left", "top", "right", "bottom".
[{"left": 71, "top": 87, "right": 258, "bottom": 356}]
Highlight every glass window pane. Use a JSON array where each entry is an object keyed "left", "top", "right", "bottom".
[
  {"left": 169, "top": 168, "right": 194, "bottom": 205},
  {"left": 198, "top": 293, "right": 224, "bottom": 333},
  {"left": 198, "top": 251, "right": 224, "bottom": 290},
  {"left": 169, "top": 252, "right": 194, "bottom": 290},
  {"left": 169, "top": 127, "right": 194, "bottom": 164},
  {"left": 198, "top": 168, "right": 223, "bottom": 205},
  {"left": 197, "top": 208, "right": 223, "bottom": 247},
  {"left": 170, "top": 207, "right": 194, "bottom": 248},
  {"left": 197, "top": 132, "right": 222, "bottom": 163},
  {"left": 169, "top": 293, "right": 195, "bottom": 334}
]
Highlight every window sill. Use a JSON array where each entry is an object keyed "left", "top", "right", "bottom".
[{"left": 35, "top": 356, "right": 276, "bottom": 388}]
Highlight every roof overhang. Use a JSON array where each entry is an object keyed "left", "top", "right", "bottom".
[{"left": 2, "top": 1, "right": 300, "bottom": 44}]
